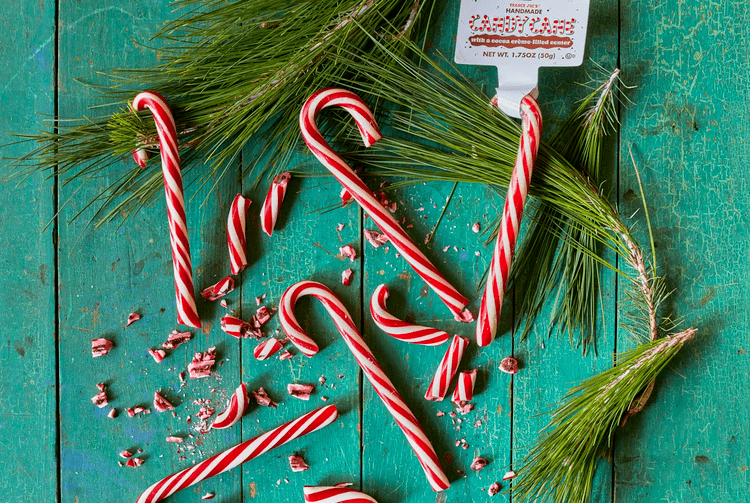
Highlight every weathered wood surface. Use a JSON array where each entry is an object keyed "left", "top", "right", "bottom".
[{"left": 0, "top": 1, "right": 747, "bottom": 502}]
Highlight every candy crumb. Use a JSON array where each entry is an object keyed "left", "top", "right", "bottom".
[
  {"left": 125, "top": 458, "right": 145, "bottom": 468},
  {"left": 472, "top": 222, "right": 481, "bottom": 233},
  {"left": 289, "top": 454, "right": 309, "bottom": 472},
  {"left": 499, "top": 357, "right": 519, "bottom": 374},
  {"left": 341, "top": 268, "right": 354, "bottom": 286},
  {"left": 166, "top": 436, "right": 183, "bottom": 443},
  {"left": 107, "top": 408, "right": 117, "bottom": 418},
  {"left": 488, "top": 482, "right": 501, "bottom": 496},
  {"left": 202, "top": 493, "right": 215, "bottom": 500},
  {"left": 503, "top": 470, "right": 516, "bottom": 481},
  {"left": 91, "top": 338, "right": 113, "bottom": 358},
  {"left": 126, "top": 312, "right": 141, "bottom": 326},
  {"left": 287, "top": 383, "right": 314, "bottom": 400},
  {"left": 119, "top": 450, "right": 133, "bottom": 459},
  {"left": 470, "top": 457, "right": 488, "bottom": 471},
  {"left": 148, "top": 348, "right": 166, "bottom": 363}
]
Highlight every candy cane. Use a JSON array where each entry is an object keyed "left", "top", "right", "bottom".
[
  {"left": 279, "top": 280, "right": 450, "bottom": 492},
  {"left": 300, "top": 89, "right": 470, "bottom": 319},
  {"left": 370, "top": 284, "right": 449, "bottom": 346},
  {"left": 228, "top": 194, "right": 252, "bottom": 275},
  {"left": 451, "top": 369, "right": 477, "bottom": 405},
  {"left": 476, "top": 94, "right": 542, "bottom": 346},
  {"left": 304, "top": 486, "right": 378, "bottom": 503},
  {"left": 425, "top": 335, "right": 469, "bottom": 402},
  {"left": 211, "top": 383, "right": 248, "bottom": 429},
  {"left": 253, "top": 338, "right": 283, "bottom": 361},
  {"left": 135, "top": 405, "right": 338, "bottom": 503},
  {"left": 132, "top": 91, "right": 200, "bottom": 328},
  {"left": 260, "top": 172, "right": 291, "bottom": 237}
]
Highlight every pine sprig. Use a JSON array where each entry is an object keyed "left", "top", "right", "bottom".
[{"left": 510, "top": 329, "right": 696, "bottom": 503}]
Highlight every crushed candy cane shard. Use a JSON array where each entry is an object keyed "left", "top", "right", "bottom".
[
  {"left": 212, "top": 383, "right": 249, "bottom": 429},
  {"left": 289, "top": 454, "right": 309, "bottom": 472},
  {"left": 471, "top": 222, "right": 481, "bottom": 233},
  {"left": 278, "top": 350, "right": 293, "bottom": 361},
  {"left": 127, "top": 406, "right": 150, "bottom": 417},
  {"left": 148, "top": 348, "right": 166, "bottom": 363},
  {"left": 254, "top": 338, "right": 283, "bottom": 361},
  {"left": 201, "top": 493, "right": 215, "bottom": 500},
  {"left": 92, "top": 389, "right": 108, "bottom": 408},
  {"left": 153, "top": 391, "right": 175, "bottom": 412},
  {"left": 119, "top": 450, "right": 133, "bottom": 459},
  {"left": 503, "top": 471, "right": 516, "bottom": 481},
  {"left": 252, "top": 387, "right": 277, "bottom": 408},
  {"left": 363, "top": 229, "right": 388, "bottom": 248},
  {"left": 126, "top": 458, "right": 145, "bottom": 468},
  {"left": 452, "top": 369, "right": 478, "bottom": 405},
  {"left": 369, "top": 284, "right": 450, "bottom": 346},
  {"left": 126, "top": 312, "right": 141, "bottom": 326},
  {"left": 255, "top": 306, "right": 272, "bottom": 325},
  {"left": 499, "top": 357, "right": 518, "bottom": 374},
  {"left": 162, "top": 330, "right": 192, "bottom": 349},
  {"left": 135, "top": 406, "right": 339, "bottom": 503},
  {"left": 287, "top": 383, "right": 314, "bottom": 400},
  {"left": 165, "top": 436, "right": 183, "bottom": 443},
  {"left": 260, "top": 172, "right": 291, "bottom": 237},
  {"left": 91, "top": 338, "right": 113, "bottom": 357},
  {"left": 221, "top": 315, "right": 260, "bottom": 339},
  {"left": 188, "top": 347, "right": 216, "bottom": 379},
  {"left": 303, "top": 486, "right": 379, "bottom": 503},
  {"left": 107, "top": 408, "right": 117, "bottom": 418},
  {"left": 339, "top": 245, "right": 357, "bottom": 261},
  {"left": 487, "top": 482, "right": 501, "bottom": 496},
  {"left": 470, "top": 457, "right": 487, "bottom": 471},
  {"left": 227, "top": 194, "right": 252, "bottom": 274},
  {"left": 341, "top": 268, "right": 354, "bottom": 286},
  {"left": 425, "top": 335, "right": 469, "bottom": 402},
  {"left": 200, "top": 276, "right": 235, "bottom": 301}
]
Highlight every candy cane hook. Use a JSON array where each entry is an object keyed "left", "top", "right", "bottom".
[
  {"left": 132, "top": 91, "right": 201, "bottom": 328},
  {"left": 300, "top": 89, "right": 470, "bottom": 320},
  {"left": 476, "top": 93, "right": 542, "bottom": 346},
  {"left": 279, "top": 280, "right": 450, "bottom": 492}
]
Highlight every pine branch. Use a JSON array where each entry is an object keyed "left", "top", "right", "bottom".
[{"left": 510, "top": 329, "right": 696, "bottom": 503}]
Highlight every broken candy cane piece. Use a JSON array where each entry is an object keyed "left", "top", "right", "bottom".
[
  {"left": 135, "top": 406, "right": 339, "bottom": 503},
  {"left": 503, "top": 471, "right": 516, "bottom": 481},
  {"left": 487, "top": 482, "right": 501, "bottom": 497},
  {"left": 339, "top": 245, "right": 357, "bottom": 262},
  {"left": 127, "top": 406, "right": 150, "bottom": 418},
  {"left": 200, "top": 276, "right": 235, "bottom": 301},
  {"left": 91, "top": 338, "right": 113, "bottom": 358},
  {"left": 188, "top": 347, "right": 216, "bottom": 379},
  {"left": 260, "top": 172, "right": 291, "bottom": 237},
  {"left": 425, "top": 335, "right": 469, "bottom": 402},
  {"left": 166, "top": 436, "right": 183, "bottom": 443},
  {"left": 472, "top": 222, "right": 481, "bottom": 233},
  {"left": 287, "top": 383, "right": 315, "bottom": 401},
  {"left": 119, "top": 450, "right": 133, "bottom": 459},
  {"left": 126, "top": 458, "right": 145, "bottom": 468},
  {"left": 254, "top": 338, "right": 283, "bottom": 361},
  {"left": 289, "top": 454, "right": 309, "bottom": 472},
  {"left": 126, "top": 312, "right": 141, "bottom": 326},
  {"left": 255, "top": 306, "right": 273, "bottom": 325},
  {"left": 279, "top": 280, "right": 450, "bottom": 492},
  {"left": 221, "top": 316, "right": 261, "bottom": 339},
  {"left": 148, "top": 349, "right": 166, "bottom": 363},
  {"left": 278, "top": 350, "right": 293, "bottom": 361},
  {"left": 108, "top": 408, "right": 117, "bottom": 419},
  {"left": 303, "top": 486, "right": 379, "bottom": 503},
  {"left": 470, "top": 457, "right": 488, "bottom": 472},
  {"left": 363, "top": 229, "right": 389, "bottom": 248},
  {"left": 197, "top": 405, "right": 215, "bottom": 420},
  {"left": 499, "top": 357, "right": 518, "bottom": 375},
  {"left": 201, "top": 493, "right": 215, "bottom": 500},
  {"left": 92, "top": 390, "right": 108, "bottom": 408},
  {"left": 341, "top": 268, "right": 354, "bottom": 286},
  {"left": 162, "top": 330, "right": 192, "bottom": 349},
  {"left": 370, "top": 284, "right": 450, "bottom": 346},
  {"left": 251, "top": 387, "right": 277, "bottom": 408},
  {"left": 452, "top": 369, "right": 478, "bottom": 405},
  {"left": 227, "top": 194, "right": 252, "bottom": 275},
  {"left": 153, "top": 391, "right": 175, "bottom": 412},
  {"left": 211, "top": 383, "right": 249, "bottom": 430}
]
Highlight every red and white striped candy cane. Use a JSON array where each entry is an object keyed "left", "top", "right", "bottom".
[
  {"left": 370, "top": 284, "right": 450, "bottom": 346},
  {"left": 425, "top": 335, "right": 469, "bottom": 402},
  {"left": 300, "top": 89, "right": 470, "bottom": 320},
  {"left": 304, "top": 486, "right": 378, "bottom": 503},
  {"left": 279, "top": 280, "right": 450, "bottom": 492},
  {"left": 451, "top": 369, "right": 477, "bottom": 405},
  {"left": 211, "top": 382, "right": 248, "bottom": 430},
  {"left": 132, "top": 91, "right": 201, "bottom": 328},
  {"left": 135, "top": 405, "right": 338, "bottom": 503},
  {"left": 260, "top": 172, "right": 291, "bottom": 237},
  {"left": 227, "top": 194, "right": 252, "bottom": 274},
  {"left": 253, "top": 338, "right": 283, "bottom": 361},
  {"left": 476, "top": 93, "right": 542, "bottom": 346}
]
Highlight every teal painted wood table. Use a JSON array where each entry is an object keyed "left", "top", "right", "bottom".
[{"left": 0, "top": 1, "right": 747, "bottom": 502}]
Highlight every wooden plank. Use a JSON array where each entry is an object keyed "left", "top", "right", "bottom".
[
  {"left": 238, "top": 155, "right": 364, "bottom": 497},
  {"left": 616, "top": 1, "right": 750, "bottom": 501},
  {"left": 0, "top": 0, "right": 57, "bottom": 500},
  {"left": 56, "top": 2, "right": 241, "bottom": 501},
  {"left": 513, "top": 1, "right": 620, "bottom": 502}
]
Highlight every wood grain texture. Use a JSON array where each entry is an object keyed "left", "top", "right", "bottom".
[
  {"left": 616, "top": 1, "right": 750, "bottom": 501},
  {"left": 0, "top": 0, "right": 57, "bottom": 500}
]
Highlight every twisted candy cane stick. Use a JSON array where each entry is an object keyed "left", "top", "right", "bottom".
[
  {"left": 211, "top": 383, "right": 249, "bottom": 429},
  {"left": 260, "top": 172, "right": 291, "bottom": 237},
  {"left": 228, "top": 194, "right": 252, "bottom": 274},
  {"left": 254, "top": 338, "right": 283, "bottom": 361},
  {"left": 370, "top": 284, "right": 450, "bottom": 346},
  {"left": 135, "top": 405, "right": 338, "bottom": 503},
  {"left": 476, "top": 94, "right": 542, "bottom": 346},
  {"left": 279, "top": 280, "right": 450, "bottom": 492},
  {"left": 425, "top": 335, "right": 469, "bottom": 402},
  {"left": 300, "top": 89, "right": 470, "bottom": 320},
  {"left": 304, "top": 486, "right": 379, "bottom": 503},
  {"left": 452, "top": 369, "right": 477, "bottom": 405},
  {"left": 132, "top": 91, "right": 201, "bottom": 328}
]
